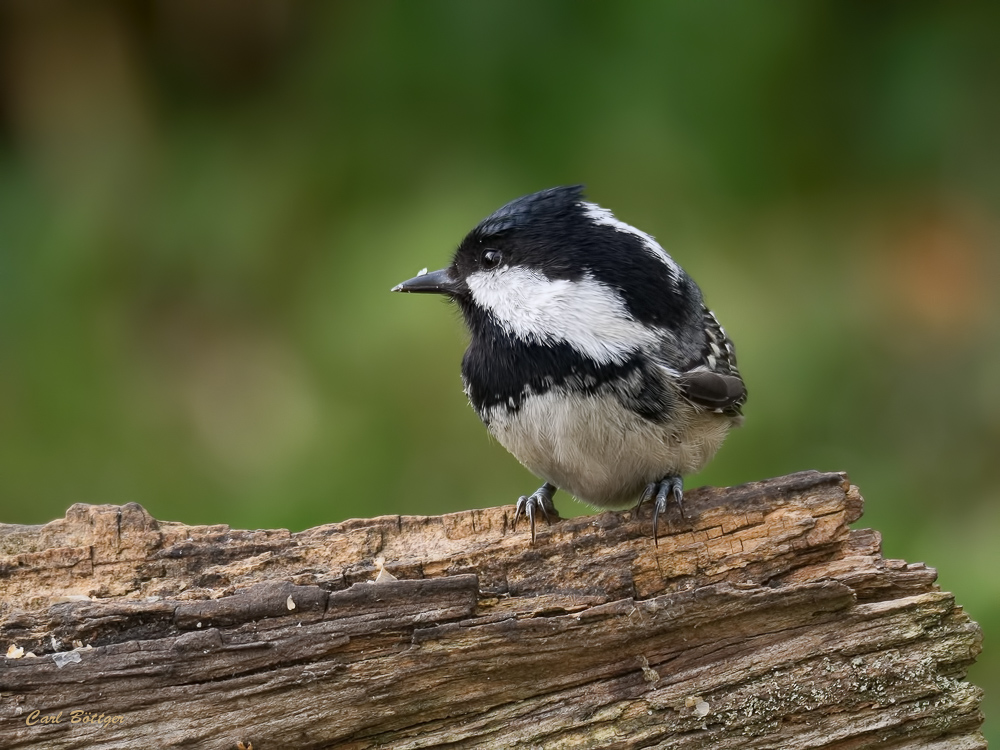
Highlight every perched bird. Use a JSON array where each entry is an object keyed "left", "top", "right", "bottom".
[{"left": 392, "top": 186, "right": 746, "bottom": 542}]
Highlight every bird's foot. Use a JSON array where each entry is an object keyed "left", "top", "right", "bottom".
[
  {"left": 636, "top": 475, "right": 684, "bottom": 546},
  {"left": 513, "top": 482, "right": 558, "bottom": 543}
]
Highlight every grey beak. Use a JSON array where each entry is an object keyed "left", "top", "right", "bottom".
[{"left": 391, "top": 267, "right": 459, "bottom": 295}]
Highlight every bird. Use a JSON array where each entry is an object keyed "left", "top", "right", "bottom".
[{"left": 391, "top": 186, "right": 746, "bottom": 543}]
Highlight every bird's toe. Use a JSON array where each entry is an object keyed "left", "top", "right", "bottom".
[
  {"left": 513, "top": 483, "right": 558, "bottom": 543},
  {"left": 636, "top": 476, "right": 684, "bottom": 545}
]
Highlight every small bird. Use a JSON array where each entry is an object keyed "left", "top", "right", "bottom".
[{"left": 392, "top": 186, "right": 746, "bottom": 542}]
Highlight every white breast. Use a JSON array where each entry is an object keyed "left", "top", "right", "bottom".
[{"left": 484, "top": 390, "right": 736, "bottom": 508}]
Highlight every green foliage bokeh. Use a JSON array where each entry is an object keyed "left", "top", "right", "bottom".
[{"left": 0, "top": 0, "right": 997, "bottom": 739}]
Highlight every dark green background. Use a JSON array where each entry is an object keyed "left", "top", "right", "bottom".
[{"left": 1, "top": 0, "right": 997, "bottom": 740}]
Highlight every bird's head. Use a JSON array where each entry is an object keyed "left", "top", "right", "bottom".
[{"left": 392, "top": 186, "right": 702, "bottom": 363}]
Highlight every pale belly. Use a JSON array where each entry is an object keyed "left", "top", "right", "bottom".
[{"left": 484, "top": 390, "right": 737, "bottom": 508}]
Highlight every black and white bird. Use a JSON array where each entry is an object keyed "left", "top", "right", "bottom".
[{"left": 392, "top": 186, "right": 746, "bottom": 542}]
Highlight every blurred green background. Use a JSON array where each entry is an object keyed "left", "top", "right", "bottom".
[{"left": 1, "top": 0, "right": 997, "bottom": 739}]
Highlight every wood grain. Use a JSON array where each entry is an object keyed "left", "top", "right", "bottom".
[{"left": 0, "top": 471, "right": 984, "bottom": 749}]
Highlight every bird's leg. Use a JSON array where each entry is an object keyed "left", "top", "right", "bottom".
[
  {"left": 513, "top": 482, "right": 558, "bottom": 543},
  {"left": 636, "top": 475, "right": 684, "bottom": 546}
]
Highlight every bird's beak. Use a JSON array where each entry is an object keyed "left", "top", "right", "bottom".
[{"left": 391, "top": 267, "right": 460, "bottom": 296}]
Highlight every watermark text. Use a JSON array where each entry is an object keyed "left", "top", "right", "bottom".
[{"left": 25, "top": 709, "right": 125, "bottom": 729}]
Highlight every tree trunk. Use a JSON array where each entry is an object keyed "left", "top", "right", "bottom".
[{"left": 0, "top": 471, "right": 985, "bottom": 749}]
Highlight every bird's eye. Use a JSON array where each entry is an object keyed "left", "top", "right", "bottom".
[{"left": 482, "top": 250, "right": 503, "bottom": 270}]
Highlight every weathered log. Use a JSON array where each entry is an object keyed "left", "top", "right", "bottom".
[{"left": 0, "top": 471, "right": 985, "bottom": 749}]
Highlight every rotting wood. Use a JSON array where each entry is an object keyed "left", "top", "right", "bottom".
[{"left": 0, "top": 470, "right": 985, "bottom": 749}]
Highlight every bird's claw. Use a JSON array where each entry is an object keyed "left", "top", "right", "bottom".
[
  {"left": 513, "top": 482, "right": 558, "bottom": 543},
  {"left": 636, "top": 476, "right": 684, "bottom": 546}
]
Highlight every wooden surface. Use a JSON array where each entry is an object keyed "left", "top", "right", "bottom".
[{"left": 0, "top": 471, "right": 985, "bottom": 749}]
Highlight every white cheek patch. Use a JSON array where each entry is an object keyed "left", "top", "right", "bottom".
[
  {"left": 581, "top": 202, "right": 682, "bottom": 283},
  {"left": 466, "top": 266, "right": 660, "bottom": 365}
]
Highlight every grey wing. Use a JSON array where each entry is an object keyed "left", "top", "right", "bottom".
[
  {"left": 613, "top": 307, "right": 746, "bottom": 422},
  {"left": 679, "top": 369, "right": 746, "bottom": 413},
  {"left": 681, "top": 307, "right": 746, "bottom": 414},
  {"left": 667, "top": 306, "right": 747, "bottom": 415}
]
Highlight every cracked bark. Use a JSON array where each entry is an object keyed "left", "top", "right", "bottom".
[{"left": 0, "top": 471, "right": 985, "bottom": 749}]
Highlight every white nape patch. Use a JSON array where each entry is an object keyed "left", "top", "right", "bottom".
[
  {"left": 581, "top": 202, "right": 682, "bottom": 281},
  {"left": 466, "top": 266, "right": 659, "bottom": 365}
]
